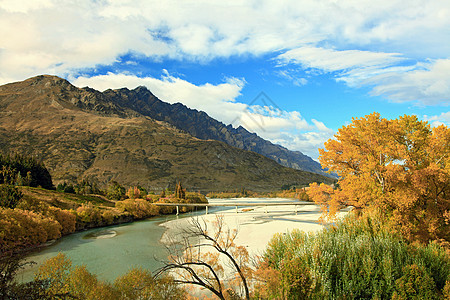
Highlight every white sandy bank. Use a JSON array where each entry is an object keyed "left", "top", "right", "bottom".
[{"left": 159, "top": 198, "right": 351, "bottom": 255}]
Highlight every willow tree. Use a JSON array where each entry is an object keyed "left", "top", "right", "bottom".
[{"left": 308, "top": 113, "right": 450, "bottom": 243}]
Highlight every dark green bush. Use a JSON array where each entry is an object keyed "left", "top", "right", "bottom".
[
  {"left": 0, "top": 184, "right": 23, "bottom": 208},
  {"left": 106, "top": 181, "right": 126, "bottom": 200},
  {"left": 0, "top": 153, "right": 53, "bottom": 189},
  {"left": 56, "top": 182, "right": 75, "bottom": 193}
]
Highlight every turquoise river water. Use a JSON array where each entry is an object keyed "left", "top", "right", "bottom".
[
  {"left": 17, "top": 207, "right": 219, "bottom": 283},
  {"left": 17, "top": 198, "right": 301, "bottom": 283}
]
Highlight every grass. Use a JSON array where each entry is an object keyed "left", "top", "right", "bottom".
[{"left": 19, "top": 186, "right": 116, "bottom": 210}]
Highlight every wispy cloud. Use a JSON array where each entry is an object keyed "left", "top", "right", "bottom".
[
  {"left": 277, "top": 47, "right": 450, "bottom": 105},
  {"left": 275, "top": 69, "right": 308, "bottom": 87},
  {"left": 368, "top": 59, "right": 450, "bottom": 105},
  {"left": 278, "top": 47, "right": 405, "bottom": 74}
]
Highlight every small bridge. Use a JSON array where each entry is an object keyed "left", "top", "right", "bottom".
[{"left": 153, "top": 201, "right": 317, "bottom": 215}]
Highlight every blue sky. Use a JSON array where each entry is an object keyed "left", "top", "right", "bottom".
[{"left": 1, "top": 0, "right": 449, "bottom": 159}]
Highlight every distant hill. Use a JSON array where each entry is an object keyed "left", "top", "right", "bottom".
[
  {"left": 102, "top": 86, "right": 329, "bottom": 176},
  {"left": 0, "top": 75, "right": 334, "bottom": 192}
]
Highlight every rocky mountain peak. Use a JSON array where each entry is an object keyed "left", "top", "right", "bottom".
[{"left": 26, "top": 74, "right": 74, "bottom": 89}]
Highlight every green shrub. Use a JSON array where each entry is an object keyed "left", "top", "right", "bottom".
[
  {"left": 106, "top": 181, "right": 125, "bottom": 200},
  {"left": 261, "top": 212, "right": 450, "bottom": 299},
  {"left": 56, "top": 182, "right": 75, "bottom": 193},
  {"left": 412, "top": 241, "right": 450, "bottom": 291},
  {"left": 0, "top": 185, "right": 23, "bottom": 209},
  {"left": 392, "top": 264, "right": 437, "bottom": 299}
]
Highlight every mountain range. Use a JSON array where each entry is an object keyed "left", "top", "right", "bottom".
[
  {"left": 0, "top": 75, "right": 334, "bottom": 192},
  {"left": 102, "top": 87, "right": 327, "bottom": 175}
]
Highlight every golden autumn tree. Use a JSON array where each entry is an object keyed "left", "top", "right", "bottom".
[{"left": 308, "top": 112, "right": 450, "bottom": 243}]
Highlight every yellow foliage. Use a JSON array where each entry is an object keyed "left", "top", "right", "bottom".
[
  {"left": 0, "top": 207, "right": 61, "bottom": 251},
  {"left": 310, "top": 112, "right": 450, "bottom": 243},
  {"left": 35, "top": 253, "right": 72, "bottom": 296},
  {"left": 115, "top": 198, "right": 159, "bottom": 219},
  {"left": 76, "top": 203, "right": 102, "bottom": 225},
  {"left": 35, "top": 254, "right": 184, "bottom": 299},
  {"left": 101, "top": 210, "right": 115, "bottom": 225},
  {"left": 252, "top": 261, "right": 282, "bottom": 299},
  {"left": 46, "top": 206, "right": 76, "bottom": 235},
  {"left": 114, "top": 267, "right": 157, "bottom": 299}
]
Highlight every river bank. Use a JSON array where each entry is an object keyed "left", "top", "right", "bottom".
[
  {"left": 157, "top": 198, "right": 351, "bottom": 299},
  {"left": 160, "top": 198, "right": 351, "bottom": 255},
  {"left": 16, "top": 204, "right": 214, "bottom": 283},
  {"left": 17, "top": 198, "right": 349, "bottom": 284},
  {"left": 1, "top": 186, "right": 208, "bottom": 258}
]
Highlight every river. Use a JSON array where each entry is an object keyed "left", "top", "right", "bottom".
[
  {"left": 18, "top": 207, "right": 215, "bottom": 283},
  {"left": 18, "top": 198, "right": 327, "bottom": 283}
]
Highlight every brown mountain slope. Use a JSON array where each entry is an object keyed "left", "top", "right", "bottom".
[
  {"left": 0, "top": 75, "right": 334, "bottom": 192},
  {"left": 103, "top": 86, "right": 330, "bottom": 176}
]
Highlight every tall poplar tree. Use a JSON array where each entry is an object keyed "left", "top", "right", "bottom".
[{"left": 308, "top": 113, "right": 450, "bottom": 243}]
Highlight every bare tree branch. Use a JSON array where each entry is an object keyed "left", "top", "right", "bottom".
[{"left": 156, "top": 215, "right": 251, "bottom": 300}]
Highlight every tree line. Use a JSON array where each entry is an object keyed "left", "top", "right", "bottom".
[{"left": 0, "top": 153, "right": 53, "bottom": 189}]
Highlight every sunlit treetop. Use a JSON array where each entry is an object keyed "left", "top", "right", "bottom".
[{"left": 309, "top": 112, "right": 450, "bottom": 243}]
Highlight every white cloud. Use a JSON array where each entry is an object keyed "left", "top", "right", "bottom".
[
  {"left": 271, "top": 130, "right": 334, "bottom": 161},
  {"left": 368, "top": 59, "right": 450, "bottom": 105},
  {"left": 1, "top": 0, "right": 449, "bottom": 86},
  {"left": 278, "top": 47, "right": 404, "bottom": 74},
  {"left": 423, "top": 111, "right": 450, "bottom": 127},
  {"left": 278, "top": 47, "right": 450, "bottom": 105},
  {"left": 238, "top": 111, "right": 334, "bottom": 160},
  {"left": 0, "top": 0, "right": 54, "bottom": 13},
  {"left": 72, "top": 72, "right": 333, "bottom": 159}
]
